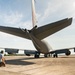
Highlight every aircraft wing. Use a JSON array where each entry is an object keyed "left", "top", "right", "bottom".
[
  {"left": 0, "top": 26, "right": 30, "bottom": 39},
  {"left": 50, "top": 47, "right": 75, "bottom": 57},
  {"left": 0, "top": 18, "right": 72, "bottom": 40},
  {"left": 33, "top": 18, "right": 72, "bottom": 40}
]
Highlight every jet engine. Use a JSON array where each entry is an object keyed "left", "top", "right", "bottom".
[{"left": 65, "top": 50, "right": 71, "bottom": 56}]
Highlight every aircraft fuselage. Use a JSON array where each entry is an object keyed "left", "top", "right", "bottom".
[{"left": 25, "top": 29, "right": 50, "bottom": 54}]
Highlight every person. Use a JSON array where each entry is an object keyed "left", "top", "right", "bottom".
[{"left": 0, "top": 51, "right": 6, "bottom": 67}]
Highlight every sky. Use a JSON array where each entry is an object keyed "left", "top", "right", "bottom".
[{"left": 0, "top": 0, "right": 75, "bottom": 50}]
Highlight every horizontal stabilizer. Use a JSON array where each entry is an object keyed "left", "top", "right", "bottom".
[
  {"left": 0, "top": 26, "right": 30, "bottom": 39},
  {"left": 33, "top": 18, "right": 72, "bottom": 40},
  {"left": 0, "top": 18, "right": 72, "bottom": 40}
]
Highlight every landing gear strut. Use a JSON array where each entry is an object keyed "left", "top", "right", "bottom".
[
  {"left": 34, "top": 52, "right": 40, "bottom": 58},
  {"left": 44, "top": 54, "right": 50, "bottom": 58},
  {"left": 53, "top": 53, "right": 58, "bottom": 58}
]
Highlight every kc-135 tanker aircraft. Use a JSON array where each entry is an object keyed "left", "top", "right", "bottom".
[{"left": 0, "top": 0, "right": 73, "bottom": 58}]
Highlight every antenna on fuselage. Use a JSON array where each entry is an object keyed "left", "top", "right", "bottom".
[{"left": 31, "top": 0, "right": 37, "bottom": 28}]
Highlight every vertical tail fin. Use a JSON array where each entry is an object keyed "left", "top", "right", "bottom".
[{"left": 31, "top": 0, "right": 37, "bottom": 27}]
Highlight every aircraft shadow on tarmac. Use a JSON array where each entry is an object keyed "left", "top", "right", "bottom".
[
  {"left": 5, "top": 56, "right": 75, "bottom": 65},
  {"left": 5, "top": 57, "right": 36, "bottom": 66},
  {"left": 59, "top": 56, "right": 75, "bottom": 58}
]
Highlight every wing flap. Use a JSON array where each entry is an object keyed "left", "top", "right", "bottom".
[{"left": 33, "top": 18, "right": 72, "bottom": 40}]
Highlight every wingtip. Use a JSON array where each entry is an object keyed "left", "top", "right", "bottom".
[{"left": 68, "top": 17, "right": 73, "bottom": 25}]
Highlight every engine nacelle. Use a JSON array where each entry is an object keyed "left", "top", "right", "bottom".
[
  {"left": 5, "top": 48, "right": 19, "bottom": 54},
  {"left": 65, "top": 50, "right": 71, "bottom": 56}
]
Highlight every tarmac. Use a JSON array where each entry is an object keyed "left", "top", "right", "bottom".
[{"left": 0, "top": 55, "right": 75, "bottom": 75}]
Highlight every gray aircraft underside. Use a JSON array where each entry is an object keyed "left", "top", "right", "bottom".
[{"left": 0, "top": 18, "right": 72, "bottom": 54}]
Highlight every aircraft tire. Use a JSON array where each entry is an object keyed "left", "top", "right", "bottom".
[
  {"left": 53, "top": 54, "right": 58, "bottom": 58},
  {"left": 34, "top": 54, "right": 40, "bottom": 58},
  {"left": 65, "top": 51, "right": 71, "bottom": 56},
  {"left": 44, "top": 54, "right": 50, "bottom": 58},
  {"left": 44, "top": 54, "right": 47, "bottom": 57}
]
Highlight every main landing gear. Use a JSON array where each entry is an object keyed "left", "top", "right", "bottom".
[
  {"left": 34, "top": 52, "right": 40, "bottom": 58},
  {"left": 44, "top": 54, "right": 50, "bottom": 58},
  {"left": 34, "top": 53, "right": 58, "bottom": 58},
  {"left": 44, "top": 53, "right": 58, "bottom": 58},
  {"left": 53, "top": 53, "right": 58, "bottom": 58}
]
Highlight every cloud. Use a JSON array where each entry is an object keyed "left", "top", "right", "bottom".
[
  {"left": 37, "top": 0, "right": 63, "bottom": 25},
  {"left": 45, "top": 34, "right": 75, "bottom": 49},
  {"left": 0, "top": 11, "right": 23, "bottom": 25},
  {"left": 18, "top": 20, "right": 32, "bottom": 29},
  {"left": 0, "top": 32, "right": 35, "bottom": 49},
  {"left": 37, "top": 0, "right": 75, "bottom": 25}
]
